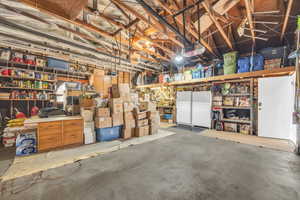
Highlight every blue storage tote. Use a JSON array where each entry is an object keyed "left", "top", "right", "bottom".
[
  {"left": 250, "top": 54, "right": 264, "bottom": 71},
  {"left": 237, "top": 57, "right": 250, "bottom": 73},
  {"left": 192, "top": 70, "right": 201, "bottom": 79},
  {"left": 163, "top": 114, "right": 172, "bottom": 120},
  {"left": 47, "top": 58, "right": 70, "bottom": 71},
  {"left": 96, "top": 126, "right": 122, "bottom": 142}
]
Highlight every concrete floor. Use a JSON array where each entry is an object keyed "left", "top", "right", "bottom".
[
  {"left": 0, "top": 147, "right": 15, "bottom": 179},
  {"left": 1, "top": 130, "right": 300, "bottom": 200}
]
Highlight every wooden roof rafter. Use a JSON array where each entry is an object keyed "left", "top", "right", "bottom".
[
  {"left": 17, "top": 0, "right": 169, "bottom": 63},
  {"left": 153, "top": 0, "right": 217, "bottom": 56},
  {"left": 202, "top": 0, "right": 233, "bottom": 50},
  {"left": 280, "top": 0, "right": 294, "bottom": 41},
  {"left": 84, "top": 6, "right": 175, "bottom": 57},
  {"left": 243, "top": 0, "right": 255, "bottom": 44}
]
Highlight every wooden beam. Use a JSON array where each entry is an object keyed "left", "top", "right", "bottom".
[
  {"left": 153, "top": 0, "right": 216, "bottom": 55},
  {"left": 111, "top": 0, "right": 184, "bottom": 48},
  {"left": 18, "top": 0, "right": 169, "bottom": 61},
  {"left": 85, "top": 7, "right": 174, "bottom": 56},
  {"left": 193, "top": 0, "right": 240, "bottom": 35},
  {"left": 280, "top": 0, "right": 294, "bottom": 41},
  {"left": 244, "top": 0, "right": 255, "bottom": 44},
  {"left": 202, "top": 1, "right": 233, "bottom": 50}
]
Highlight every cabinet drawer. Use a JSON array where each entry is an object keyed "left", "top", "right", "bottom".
[
  {"left": 63, "top": 119, "right": 83, "bottom": 128},
  {"left": 38, "top": 134, "right": 62, "bottom": 151},
  {"left": 63, "top": 130, "right": 82, "bottom": 145},
  {"left": 39, "top": 121, "right": 62, "bottom": 131}
]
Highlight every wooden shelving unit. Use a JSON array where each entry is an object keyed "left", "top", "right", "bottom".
[
  {"left": 211, "top": 79, "right": 254, "bottom": 135},
  {"left": 0, "top": 87, "right": 54, "bottom": 91}
]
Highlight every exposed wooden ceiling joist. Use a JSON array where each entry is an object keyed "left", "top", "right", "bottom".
[
  {"left": 280, "top": 0, "right": 294, "bottom": 41},
  {"left": 202, "top": 1, "right": 233, "bottom": 50},
  {"left": 153, "top": 0, "right": 217, "bottom": 56},
  {"left": 243, "top": 0, "right": 255, "bottom": 44},
  {"left": 110, "top": 0, "right": 184, "bottom": 48},
  {"left": 18, "top": 0, "right": 169, "bottom": 62}
]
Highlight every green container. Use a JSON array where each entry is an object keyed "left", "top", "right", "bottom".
[
  {"left": 298, "top": 15, "right": 300, "bottom": 30},
  {"left": 223, "top": 51, "right": 238, "bottom": 66},
  {"left": 224, "top": 64, "right": 236, "bottom": 75}
]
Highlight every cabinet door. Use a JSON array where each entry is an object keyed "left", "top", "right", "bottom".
[
  {"left": 38, "top": 121, "right": 62, "bottom": 151},
  {"left": 63, "top": 119, "right": 83, "bottom": 145},
  {"left": 192, "top": 91, "right": 211, "bottom": 128},
  {"left": 176, "top": 91, "right": 192, "bottom": 125}
]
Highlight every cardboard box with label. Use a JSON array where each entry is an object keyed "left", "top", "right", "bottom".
[
  {"left": 111, "top": 84, "right": 120, "bottom": 98},
  {"left": 134, "top": 109, "right": 147, "bottom": 120},
  {"left": 136, "top": 119, "right": 149, "bottom": 127},
  {"left": 121, "top": 128, "right": 135, "bottom": 139},
  {"left": 96, "top": 107, "right": 110, "bottom": 117},
  {"left": 109, "top": 98, "right": 123, "bottom": 113},
  {"left": 112, "top": 113, "right": 124, "bottom": 126},
  {"left": 95, "top": 117, "right": 112, "bottom": 128},
  {"left": 135, "top": 126, "right": 149, "bottom": 137},
  {"left": 139, "top": 102, "right": 156, "bottom": 111}
]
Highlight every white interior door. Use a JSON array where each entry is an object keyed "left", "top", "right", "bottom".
[
  {"left": 192, "top": 91, "right": 211, "bottom": 128},
  {"left": 176, "top": 91, "right": 192, "bottom": 125},
  {"left": 258, "top": 76, "right": 294, "bottom": 139}
]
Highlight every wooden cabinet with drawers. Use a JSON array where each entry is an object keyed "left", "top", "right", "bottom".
[{"left": 37, "top": 119, "right": 83, "bottom": 152}]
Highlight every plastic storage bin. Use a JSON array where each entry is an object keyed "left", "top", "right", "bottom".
[
  {"left": 163, "top": 114, "right": 173, "bottom": 120},
  {"left": 192, "top": 70, "right": 201, "bottom": 79},
  {"left": 223, "top": 51, "right": 238, "bottom": 66},
  {"left": 237, "top": 57, "right": 250, "bottom": 73},
  {"left": 16, "top": 132, "right": 37, "bottom": 156},
  {"left": 47, "top": 58, "right": 70, "bottom": 71},
  {"left": 250, "top": 54, "right": 264, "bottom": 71},
  {"left": 96, "top": 126, "right": 122, "bottom": 142}
]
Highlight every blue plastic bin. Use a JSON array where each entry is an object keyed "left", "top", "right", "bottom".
[
  {"left": 163, "top": 114, "right": 172, "bottom": 120},
  {"left": 192, "top": 70, "right": 201, "bottom": 79},
  {"left": 47, "top": 58, "right": 70, "bottom": 71},
  {"left": 237, "top": 57, "right": 250, "bottom": 73},
  {"left": 250, "top": 54, "right": 264, "bottom": 71},
  {"left": 96, "top": 126, "right": 122, "bottom": 142}
]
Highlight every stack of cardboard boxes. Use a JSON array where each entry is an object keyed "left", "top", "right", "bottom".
[
  {"left": 80, "top": 107, "right": 96, "bottom": 144},
  {"left": 94, "top": 83, "right": 160, "bottom": 141}
]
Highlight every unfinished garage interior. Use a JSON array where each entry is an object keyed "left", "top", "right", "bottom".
[{"left": 0, "top": 0, "right": 299, "bottom": 199}]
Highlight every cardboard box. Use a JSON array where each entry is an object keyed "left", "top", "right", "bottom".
[
  {"left": 80, "top": 98, "right": 94, "bottom": 107},
  {"left": 119, "top": 83, "right": 130, "bottom": 95},
  {"left": 111, "top": 84, "right": 120, "bottom": 98},
  {"left": 121, "top": 128, "right": 135, "bottom": 139},
  {"left": 135, "top": 112, "right": 147, "bottom": 120},
  {"left": 149, "top": 125, "right": 159, "bottom": 135},
  {"left": 136, "top": 119, "right": 149, "bottom": 127},
  {"left": 112, "top": 113, "right": 124, "bottom": 126},
  {"left": 109, "top": 98, "right": 123, "bottom": 113},
  {"left": 124, "top": 111, "right": 134, "bottom": 119},
  {"left": 95, "top": 117, "right": 112, "bottom": 128},
  {"left": 139, "top": 102, "right": 156, "bottom": 111},
  {"left": 147, "top": 111, "right": 160, "bottom": 120},
  {"left": 81, "top": 107, "right": 94, "bottom": 122},
  {"left": 123, "top": 102, "right": 134, "bottom": 112},
  {"left": 135, "top": 126, "right": 149, "bottom": 137},
  {"left": 124, "top": 112, "right": 135, "bottom": 128},
  {"left": 121, "top": 94, "right": 132, "bottom": 102},
  {"left": 96, "top": 107, "right": 110, "bottom": 117},
  {"left": 124, "top": 119, "right": 135, "bottom": 128}
]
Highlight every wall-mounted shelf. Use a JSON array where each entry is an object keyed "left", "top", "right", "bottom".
[
  {"left": 0, "top": 75, "right": 56, "bottom": 82},
  {"left": 0, "top": 87, "right": 54, "bottom": 91},
  {"left": 0, "top": 99, "right": 51, "bottom": 101}
]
